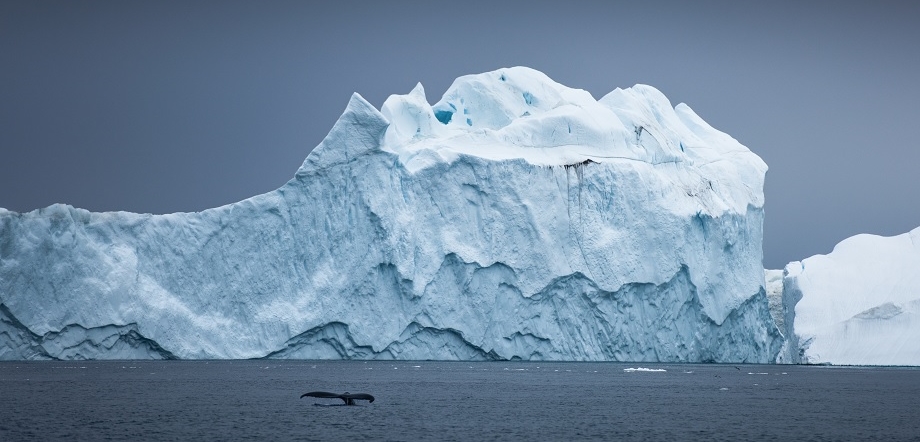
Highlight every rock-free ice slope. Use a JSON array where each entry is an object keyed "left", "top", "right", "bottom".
[
  {"left": 764, "top": 269, "right": 785, "bottom": 333},
  {"left": 781, "top": 227, "right": 920, "bottom": 365},
  {"left": 0, "top": 67, "right": 780, "bottom": 361}
]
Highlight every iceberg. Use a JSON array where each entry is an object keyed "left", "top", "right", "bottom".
[
  {"left": 0, "top": 67, "right": 781, "bottom": 361},
  {"left": 779, "top": 227, "right": 920, "bottom": 365}
]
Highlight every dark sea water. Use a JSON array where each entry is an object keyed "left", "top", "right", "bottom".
[{"left": 1, "top": 361, "right": 919, "bottom": 441}]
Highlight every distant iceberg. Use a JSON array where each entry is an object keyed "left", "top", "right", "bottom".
[
  {"left": 0, "top": 67, "right": 780, "bottom": 361},
  {"left": 777, "top": 227, "right": 920, "bottom": 365}
]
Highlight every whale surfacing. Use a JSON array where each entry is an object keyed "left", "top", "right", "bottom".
[{"left": 301, "top": 391, "right": 375, "bottom": 405}]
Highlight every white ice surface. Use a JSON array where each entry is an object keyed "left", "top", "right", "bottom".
[
  {"left": 782, "top": 227, "right": 920, "bottom": 365},
  {"left": 0, "top": 67, "right": 778, "bottom": 361}
]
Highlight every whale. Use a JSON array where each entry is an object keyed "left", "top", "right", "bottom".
[{"left": 301, "top": 391, "right": 375, "bottom": 405}]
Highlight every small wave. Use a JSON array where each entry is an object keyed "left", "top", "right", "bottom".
[{"left": 623, "top": 367, "right": 666, "bottom": 372}]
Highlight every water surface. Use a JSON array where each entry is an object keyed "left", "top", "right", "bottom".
[{"left": 2, "top": 361, "right": 918, "bottom": 441}]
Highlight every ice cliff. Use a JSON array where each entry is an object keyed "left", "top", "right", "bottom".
[
  {"left": 0, "top": 67, "right": 781, "bottom": 361},
  {"left": 777, "top": 227, "right": 920, "bottom": 365}
]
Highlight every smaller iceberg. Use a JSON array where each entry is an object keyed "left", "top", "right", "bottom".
[{"left": 779, "top": 226, "right": 920, "bottom": 365}]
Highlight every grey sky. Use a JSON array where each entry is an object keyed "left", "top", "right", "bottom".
[{"left": 2, "top": 0, "right": 918, "bottom": 269}]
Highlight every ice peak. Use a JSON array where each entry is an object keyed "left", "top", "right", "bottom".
[
  {"left": 430, "top": 66, "right": 596, "bottom": 131},
  {"left": 297, "top": 92, "right": 389, "bottom": 175},
  {"left": 330, "top": 66, "right": 758, "bottom": 178},
  {"left": 380, "top": 82, "right": 443, "bottom": 147}
]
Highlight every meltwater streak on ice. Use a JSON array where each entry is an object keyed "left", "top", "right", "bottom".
[{"left": 0, "top": 67, "right": 780, "bottom": 361}]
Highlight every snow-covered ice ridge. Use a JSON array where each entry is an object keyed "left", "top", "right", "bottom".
[
  {"left": 0, "top": 67, "right": 781, "bottom": 361},
  {"left": 776, "top": 227, "right": 920, "bottom": 366}
]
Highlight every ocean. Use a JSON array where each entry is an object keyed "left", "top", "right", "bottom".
[{"left": 2, "top": 360, "right": 918, "bottom": 441}]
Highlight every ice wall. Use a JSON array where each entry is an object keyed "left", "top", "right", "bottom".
[
  {"left": 780, "top": 227, "right": 920, "bottom": 365},
  {"left": 764, "top": 269, "right": 785, "bottom": 333},
  {"left": 0, "top": 67, "right": 781, "bottom": 361}
]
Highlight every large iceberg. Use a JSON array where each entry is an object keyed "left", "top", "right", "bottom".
[
  {"left": 0, "top": 67, "right": 781, "bottom": 361},
  {"left": 779, "top": 227, "right": 920, "bottom": 365}
]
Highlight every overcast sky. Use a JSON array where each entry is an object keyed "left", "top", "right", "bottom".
[{"left": 2, "top": 0, "right": 918, "bottom": 269}]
